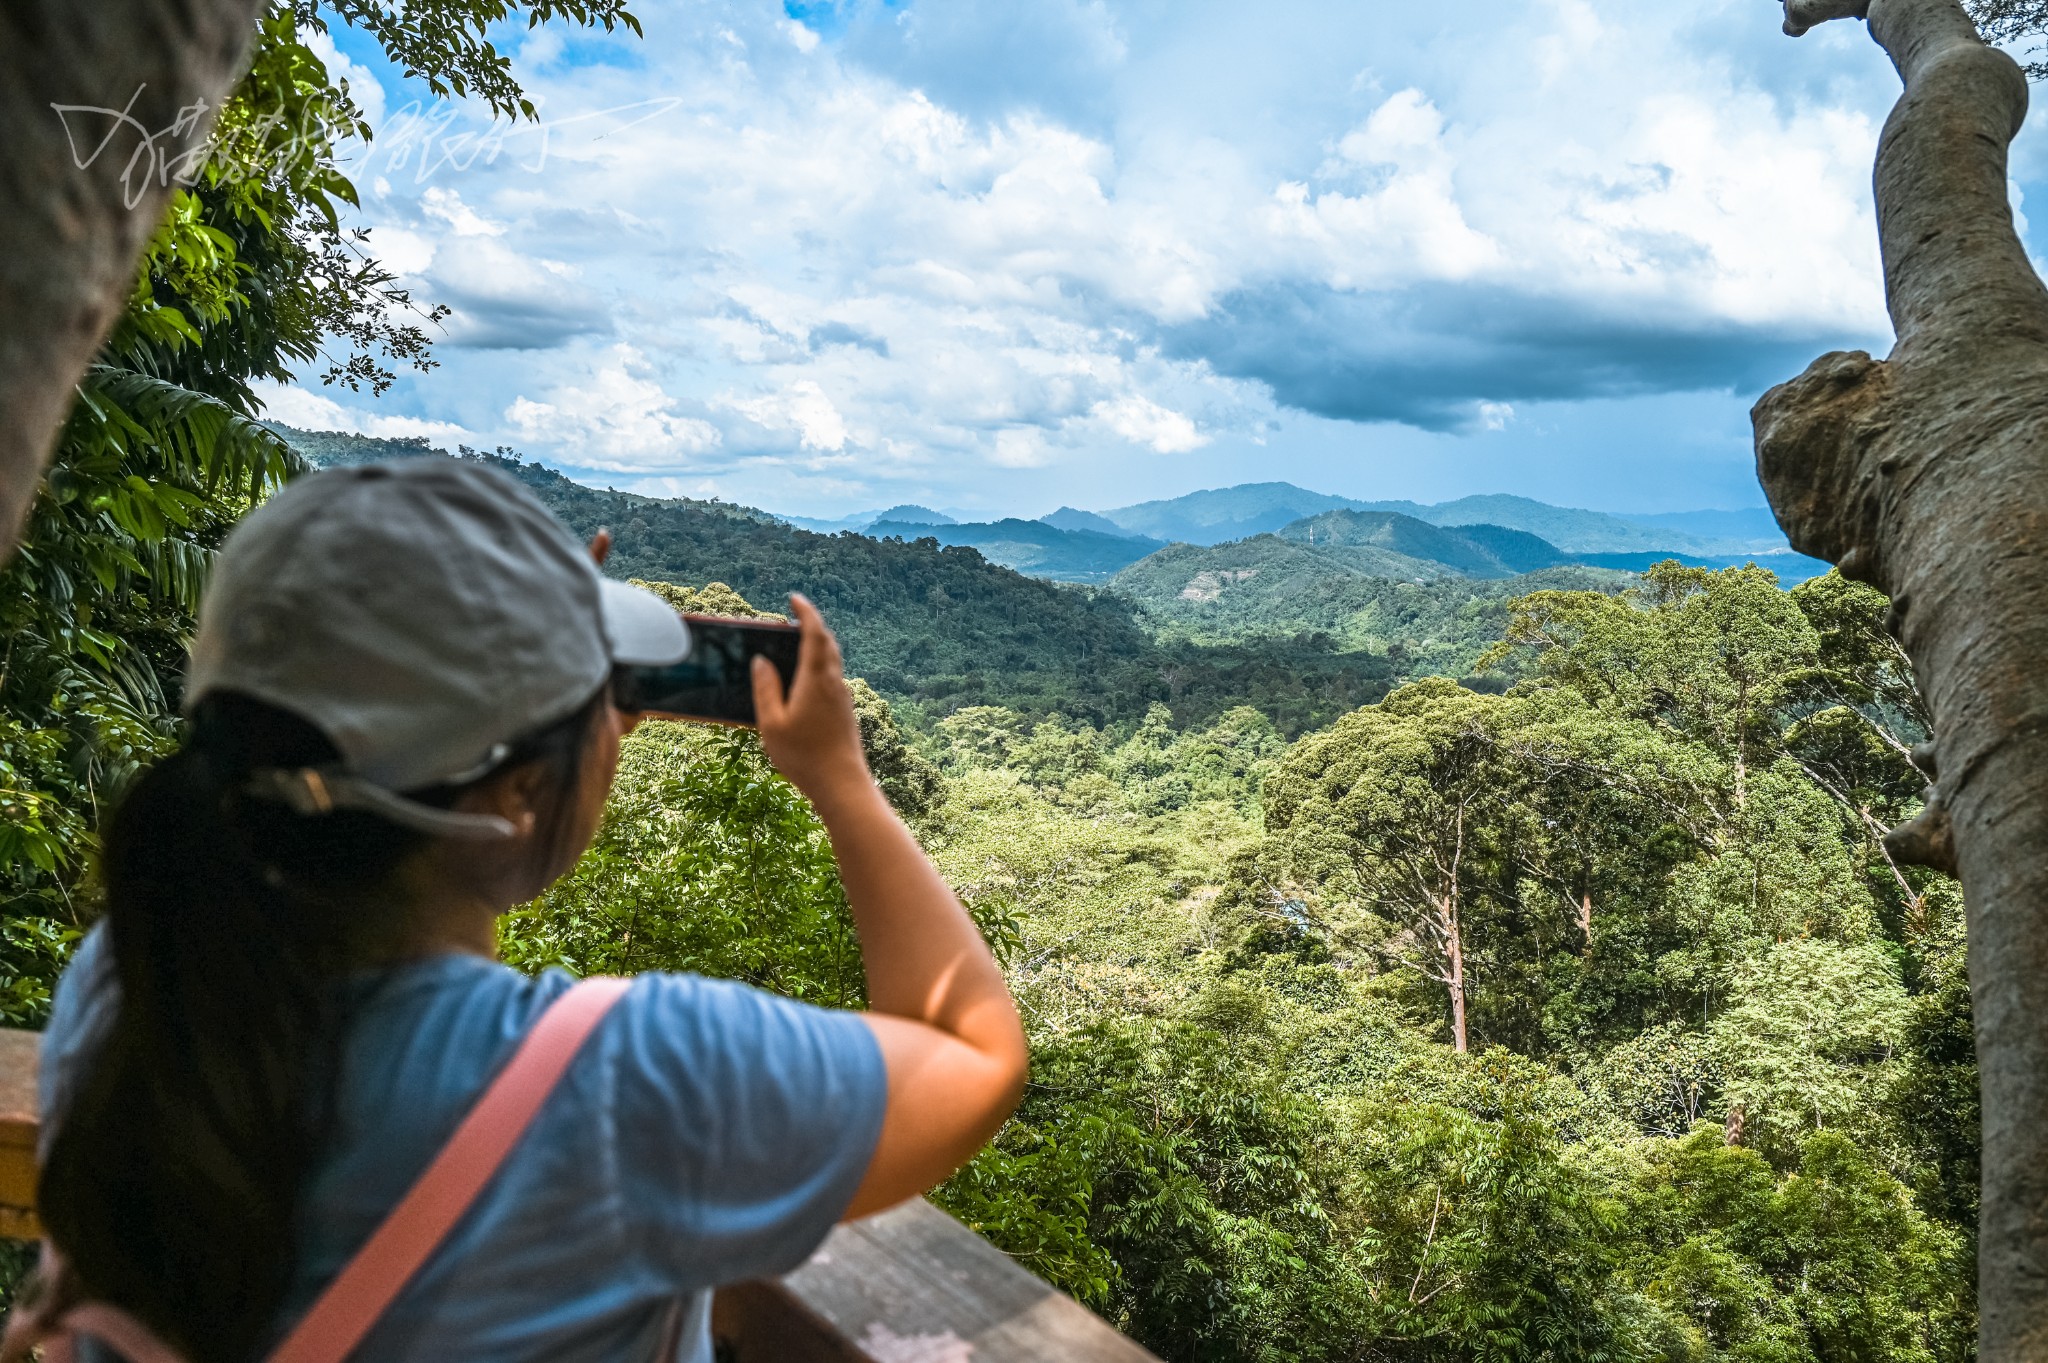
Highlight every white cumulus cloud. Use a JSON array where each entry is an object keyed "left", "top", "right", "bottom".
[
  {"left": 721, "top": 380, "right": 852, "bottom": 453},
  {"left": 505, "top": 346, "right": 721, "bottom": 471},
  {"left": 253, "top": 381, "right": 470, "bottom": 443},
  {"left": 1090, "top": 395, "right": 1208, "bottom": 454}
]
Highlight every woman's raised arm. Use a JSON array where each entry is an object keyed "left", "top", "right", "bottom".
[{"left": 751, "top": 596, "right": 1028, "bottom": 1219}]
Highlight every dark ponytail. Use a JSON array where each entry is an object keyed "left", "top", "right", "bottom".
[{"left": 37, "top": 687, "right": 607, "bottom": 1361}]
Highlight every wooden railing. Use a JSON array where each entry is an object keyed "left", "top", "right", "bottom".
[
  {"left": 0, "top": 1029, "right": 1156, "bottom": 1361},
  {"left": 0, "top": 1030, "right": 39, "bottom": 1241}
]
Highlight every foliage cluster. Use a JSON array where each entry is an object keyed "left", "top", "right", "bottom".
[
  {"left": 915, "top": 565, "right": 1976, "bottom": 1362},
  {"left": 491, "top": 561, "right": 1976, "bottom": 1361},
  {"left": 1969, "top": 0, "right": 2048, "bottom": 79}
]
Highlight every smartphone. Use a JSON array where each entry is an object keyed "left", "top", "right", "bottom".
[{"left": 614, "top": 615, "right": 802, "bottom": 727}]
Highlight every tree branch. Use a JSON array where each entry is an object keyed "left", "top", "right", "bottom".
[{"left": 1885, "top": 788, "right": 1960, "bottom": 875}]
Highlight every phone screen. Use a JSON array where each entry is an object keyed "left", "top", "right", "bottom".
[{"left": 615, "top": 615, "right": 801, "bottom": 726}]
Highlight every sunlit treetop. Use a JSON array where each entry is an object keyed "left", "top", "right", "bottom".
[{"left": 292, "top": 0, "right": 644, "bottom": 120}]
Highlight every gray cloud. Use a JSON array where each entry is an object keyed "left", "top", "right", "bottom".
[
  {"left": 1164, "top": 281, "right": 1868, "bottom": 431},
  {"left": 439, "top": 293, "right": 611, "bottom": 350},
  {"left": 808, "top": 321, "right": 891, "bottom": 357},
  {"left": 430, "top": 250, "right": 611, "bottom": 351}
]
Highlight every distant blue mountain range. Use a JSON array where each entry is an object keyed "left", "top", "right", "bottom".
[
  {"left": 782, "top": 503, "right": 957, "bottom": 534},
  {"left": 1041, "top": 506, "right": 1146, "bottom": 539},
  {"left": 761, "top": 480, "right": 1822, "bottom": 585},
  {"left": 865, "top": 518, "right": 1168, "bottom": 584},
  {"left": 1090, "top": 483, "right": 1793, "bottom": 555},
  {"left": 858, "top": 502, "right": 1827, "bottom": 587}
]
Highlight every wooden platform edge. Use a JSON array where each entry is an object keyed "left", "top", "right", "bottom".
[{"left": 718, "top": 1199, "right": 1160, "bottom": 1362}]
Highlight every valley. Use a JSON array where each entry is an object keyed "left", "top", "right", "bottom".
[{"left": 276, "top": 429, "right": 1713, "bottom": 730}]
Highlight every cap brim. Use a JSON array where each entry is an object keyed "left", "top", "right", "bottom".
[{"left": 600, "top": 580, "right": 691, "bottom": 666}]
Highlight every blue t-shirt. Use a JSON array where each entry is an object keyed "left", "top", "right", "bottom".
[{"left": 39, "top": 927, "right": 888, "bottom": 1362}]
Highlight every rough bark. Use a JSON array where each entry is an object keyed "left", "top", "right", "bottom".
[
  {"left": 1758, "top": 2, "right": 2048, "bottom": 1352},
  {"left": 0, "top": 0, "right": 266, "bottom": 554},
  {"left": 1444, "top": 903, "right": 1468, "bottom": 1054}
]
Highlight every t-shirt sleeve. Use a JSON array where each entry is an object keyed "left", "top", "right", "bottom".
[
  {"left": 39, "top": 924, "right": 117, "bottom": 1158},
  {"left": 606, "top": 973, "right": 887, "bottom": 1286}
]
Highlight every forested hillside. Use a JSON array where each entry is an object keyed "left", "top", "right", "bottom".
[
  {"left": 1115, "top": 536, "right": 1634, "bottom": 659},
  {"left": 278, "top": 432, "right": 1521, "bottom": 733},
  {"left": 1274, "top": 509, "right": 1579, "bottom": 577}
]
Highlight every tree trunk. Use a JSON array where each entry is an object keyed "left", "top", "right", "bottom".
[
  {"left": 1758, "top": 1, "right": 2048, "bottom": 1352},
  {"left": 0, "top": 0, "right": 266, "bottom": 554},
  {"left": 1445, "top": 908, "right": 1468, "bottom": 1054}
]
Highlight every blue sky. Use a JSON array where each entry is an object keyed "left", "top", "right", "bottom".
[{"left": 265, "top": 1, "right": 2048, "bottom": 519}]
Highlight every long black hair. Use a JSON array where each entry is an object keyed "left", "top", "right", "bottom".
[{"left": 36, "top": 687, "right": 608, "bottom": 1361}]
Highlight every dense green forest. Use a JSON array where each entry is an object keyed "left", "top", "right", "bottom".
[
  {"left": 504, "top": 564, "right": 1975, "bottom": 1362},
  {"left": 1115, "top": 535, "right": 1632, "bottom": 664}
]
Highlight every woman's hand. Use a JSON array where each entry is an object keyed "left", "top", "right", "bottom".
[{"left": 751, "top": 594, "right": 874, "bottom": 813}]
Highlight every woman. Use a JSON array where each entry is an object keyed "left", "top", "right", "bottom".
[{"left": 19, "top": 458, "right": 1028, "bottom": 1361}]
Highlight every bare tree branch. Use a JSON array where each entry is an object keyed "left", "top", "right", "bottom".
[{"left": 1966, "top": 0, "right": 2048, "bottom": 78}]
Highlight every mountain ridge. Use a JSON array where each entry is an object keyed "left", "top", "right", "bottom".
[
  {"left": 1276, "top": 509, "right": 1578, "bottom": 578},
  {"left": 272, "top": 428, "right": 1813, "bottom": 586},
  {"left": 867, "top": 517, "right": 1167, "bottom": 583},
  {"left": 1041, "top": 506, "right": 1144, "bottom": 538},
  {"left": 1098, "top": 482, "right": 1789, "bottom": 556}
]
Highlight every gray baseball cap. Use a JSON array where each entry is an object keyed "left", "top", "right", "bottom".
[{"left": 186, "top": 458, "right": 689, "bottom": 838}]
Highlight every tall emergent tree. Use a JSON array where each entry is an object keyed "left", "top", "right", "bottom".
[{"left": 1762, "top": 0, "right": 2048, "bottom": 1353}]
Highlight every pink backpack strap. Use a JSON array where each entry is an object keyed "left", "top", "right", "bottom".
[
  {"left": 267, "top": 974, "right": 631, "bottom": 1363},
  {"left": 4, "top": 976, "right": 630, "bottom": 1363}
]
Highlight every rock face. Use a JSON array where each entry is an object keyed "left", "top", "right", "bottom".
[
  {"left": 1178, "top": 569, "right": 1261, "bottom": 603},
  {"left": 1758, "top": 2, "right": 2048, "bottom": 1353}
]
